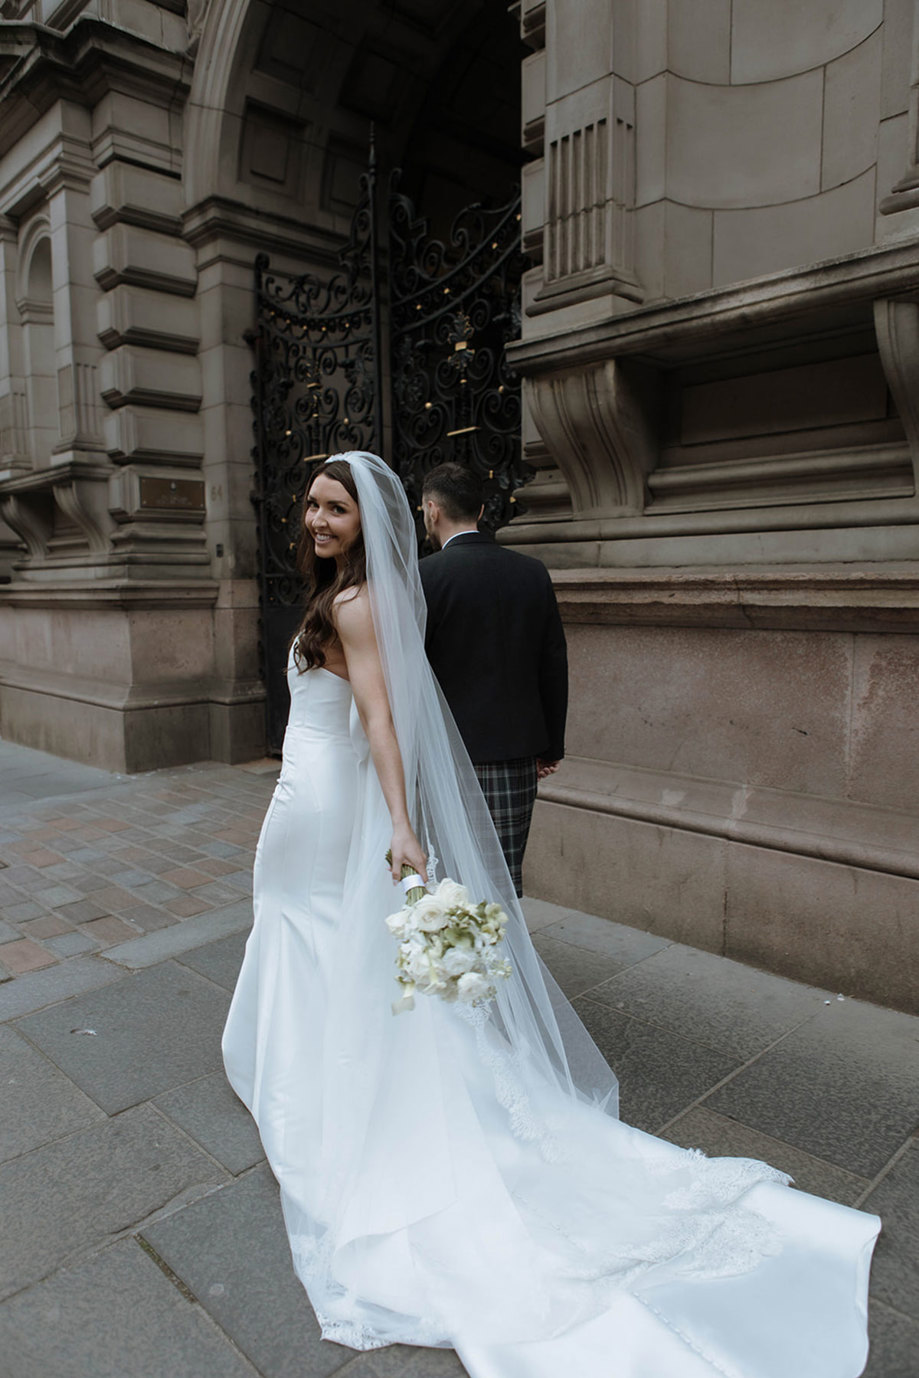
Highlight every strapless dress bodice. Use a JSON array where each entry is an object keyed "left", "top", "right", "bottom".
[{"left": 286, "top": 663, "right": 353, "bottom": 736}]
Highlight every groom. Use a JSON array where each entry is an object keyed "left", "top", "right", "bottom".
[{"left": 419, "top": 462, "right": 568, "bottom": 896}]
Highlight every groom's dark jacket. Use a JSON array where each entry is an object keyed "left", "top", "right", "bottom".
[{"left": 419, "top": 532, "right": 568, "bottom": 764}]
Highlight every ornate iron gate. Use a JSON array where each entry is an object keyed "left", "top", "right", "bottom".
[{"left": 250, "top": 163, "right": 529, "bottom": 753}]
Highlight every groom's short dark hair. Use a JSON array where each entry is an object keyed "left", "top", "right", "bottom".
[{"left": 422, "top": 462, "right": 483, "bottom": 521}]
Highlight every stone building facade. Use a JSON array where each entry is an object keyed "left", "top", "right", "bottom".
[{"left": 0, "top": 0, "right": 916, "bottom": 1008}]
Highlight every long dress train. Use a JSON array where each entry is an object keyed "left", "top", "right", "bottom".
[{"left": 222, "top": 661, "right": 879, "bottom": 1378}]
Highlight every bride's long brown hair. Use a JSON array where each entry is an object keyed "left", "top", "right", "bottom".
[{"left": 290, "top": 459, "right": 366, "bottom": 672}]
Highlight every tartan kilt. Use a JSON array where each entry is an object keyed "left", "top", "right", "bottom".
[{"left": 473, "top": 756, "right": 539, "bottom": 898}]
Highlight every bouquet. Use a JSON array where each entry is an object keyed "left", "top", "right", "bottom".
[{"left": 385, "top": 858, "right": 511, "bottom": 1014}]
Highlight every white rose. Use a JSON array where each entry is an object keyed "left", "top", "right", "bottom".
[
  {"left": 457, "top": 971, "right": 492, "bottom": 1003},
  {"left": 385, "top": 910, "right": 409, "bottom": 936},
  {"left": 442, "top": 947, "right": 476, "bottom": 976},
  {"left": 412, "top": 896, "right": 449, "bottom": 931},
  {"left": 434, "top": 879, "right": 470, "bottom": 911},
  {"left": 405, "top": 949, "right": 432, "bottom": 982}
]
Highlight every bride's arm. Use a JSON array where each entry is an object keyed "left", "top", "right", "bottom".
[{"left": 333, "top": 588, "right": 428, "bottom": 885}]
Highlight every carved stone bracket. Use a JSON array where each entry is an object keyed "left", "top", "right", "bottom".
[
  {"left": 0, "top": 462, "right": 113, "bottom": 568},
  {"left": 0, "top": 489, "right": 53, "bottom": 559},
  {"left": 874, "top": 297, "right": 919, "bottom": 492},
  {"left": 527, "top": 358, "right": 659, "bottom": 516}
]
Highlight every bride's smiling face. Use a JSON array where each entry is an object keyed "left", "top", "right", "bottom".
[{"left": 305, "top": 474, "right": 361, "bottom": 562}]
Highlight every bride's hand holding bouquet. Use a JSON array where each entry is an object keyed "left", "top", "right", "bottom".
[{"left": 384, "top": 853, "right": 511, "bottom": 1015}]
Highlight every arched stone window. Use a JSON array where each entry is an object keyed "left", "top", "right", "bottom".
[{"left": 17, "top": 225, "right": 56, "bottom": 468}]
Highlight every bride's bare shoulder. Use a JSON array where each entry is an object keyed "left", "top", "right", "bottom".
[{"left": 331, "top": 584, "right": 371, "bottom": 635}]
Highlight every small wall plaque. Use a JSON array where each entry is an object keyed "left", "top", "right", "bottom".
[{"left": 139, "top": 477, "right": 206, "bottom": 511}]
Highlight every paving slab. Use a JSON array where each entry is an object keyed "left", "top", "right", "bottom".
[
  {"left": 0, "top": 1024, "right": 105, "bottom": 1164},
  {"left": 705, "top": 998, "right": 919, "bottom": 1178},
  {"left": 0, "top": 1101, "right": 227, "bottom": 1300},
  {"left": 142, "top": 1164, "right": 351, "bottom": 1378},
  {"left": 588, "top": 943, "right": 828, "bottom": 1061},
  {"left": 519, "top": 896, "right": 569, "bottom": 933},
  {"left": 532, "top": 933, "right": 626, "bottom": 998},
  {"left": 100, "top": 898, "right": 253, "bottom": 970},
  {"left": 15, "top": 961, "right": 231, "bottom": 1114},
  {"left": 538, "top": 909, "right": 671, "bottom": 966},
  {"left": 662, "top": 1106, "right": 870, "bottom": 1206},
  {"left": 0, "top": 954, "right": 127, "bottom": 1022},
  {"left": 0, "top": 1236, "right": 259, "bottom": 1378},
  {"left": 344, "top": 1346, "right": 467, "bottom": 1376},
  {"left": 572, "top": 996, "right": 741, "bottom": 1133},
  {"left": 156, "top": 1071, "right": 265, "bottom": 1176},
  {"left": 862, "top": 1302, "right": 919, "bottom": 1378},
  {"left": 862, "top": 1144, "right": 919, "bottom": 1321},
  {"left": 177, "top": 929, "right": 249, "bottom": 991}
]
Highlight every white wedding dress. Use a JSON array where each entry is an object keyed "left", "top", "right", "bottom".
[{"left": 222, "top": 658, "right": 879, "bottom": 1378}]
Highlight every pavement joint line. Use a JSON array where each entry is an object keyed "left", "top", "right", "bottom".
[
  {"left": 147, "top": 1096, "right": 241, "bottom": 1183},
  {"left": 540, "top": 929, "right": 675, "bottom": 971},
  {"left": 868, "top": 1297, "right": 919, "bottom": 1326},
  {"left": 574, "top": 987, "right": 818, "bottom": 1071},
  {"left": 595, "top": 1007, "right": 814, "bottom": 1139},
  {"left": 851, "top": 1131, "right": 918, "bottom": 1210},
  {"left": 135, "top": 1233, "right": 199, "bottom": 1305},
  {"left": 97, "top": 898, "right": 253, "bottom": 969}
]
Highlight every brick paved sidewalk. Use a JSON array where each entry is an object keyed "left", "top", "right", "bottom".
[
  {"left": 0, "top": 738, "right": 916, "bottom": 1378},
  {"left": 0, "top": 742, "right": 277, "bottom": 988}
]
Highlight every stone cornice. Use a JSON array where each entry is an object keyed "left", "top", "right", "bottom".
[
  {"left": 0, "top": 458, "right": 112, "bottom": 491},
  {"left": 509, "top": 238, "right": 919, "bottom": 374},
  {"left": 0, "top": 656, "right": 261, "bottom": 710},
  {"left": 0, "top": 577, "right": 219, "bottom": 610},
  {"left": 548, "top": 565, "right": 919, "bottom": 634},
  {"left": 182, "top": 195, "right": 345, "bottom": 267},
  {"left": 501, "top": 493, "right": 919, "bottom": 545},
  {"left": 539, "top": 756, "right": 919, "bottom": 881},
  {"left": 0, "top": 18, "right": 192, "bottom": 160}
]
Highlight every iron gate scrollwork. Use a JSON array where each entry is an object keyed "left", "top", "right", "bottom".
[
  {"left": 389, "top": 180, "right": 530, "bottom": 532},
  {"left": 249, "top": 162, "right": 381, "bottom": 752},
  {"left": 250, "top": 167, "right": 529, "bottom": 753}
]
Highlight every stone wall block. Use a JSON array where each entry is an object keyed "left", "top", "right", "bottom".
[
  {"left": 522, "top": 48, "right": 546, "bottom": 154},
  {"left": 848, "top": 633, "right": 919, "bottom": 811},
  {"left": 100, "top": 346, "right": 201, "bottom": 413},
  {"left": 635, "top": 74, "right": 666, "bottom": 208},
  {"left": 874, "top": 297, "right": 919, "bottom": 489},
  {"left": 526, "top": 802, "right": 729, "bottom": 953},
  {"left": 667, "top": 0, "right": 731, "bottom": 85},
  {"left": 104, "top": 406, "right": 204, "bottom": 467},
  {"left": 93, "top": 226, "right": 197, "bottom": 298},
  {"left": 90, "top": 91, "right": 174, "bottom": 175},
  {"left": 546, "top": 0, "right": 612, "bottom": 102},
  {"left": 679, "top": 355, "right": 889, "bottom": 448},
  {"left": 712, "top": 169, "right": 876, "bottom": 286},
  {"left": 521, "top": 159, "right": 545, "bottom": 260},
  {"left": 631, "top": 0, "right": 668, "bottom": 85},
  {"left": 723, "top": 843, "right": 918, "bottom": 1013},
  {"left": 564, "top": 622, "right": 851, "bottom": 799},
  {"left": 881, "top": 0, "right": 915, "bottom": 121},
  {"left": 731, "top": 0, "right": 882, "bottom": 85},
  {"left": 667, "top": 72, "right": 823, "bottom": 210},
  {"left": 520, "top": 0, "right": 546, "bottom": 52},
  {"left": 97, "top": 286, "right": 199, "bottom": 355},
  {"left": 528, "top": 359, "right": 659, "bottom": 515},
  {"left": 821, "top": 29, "right": 883, "bottom": 191},
  {"left": 90, "top": 164, "right": 184, "bottom": 236}
]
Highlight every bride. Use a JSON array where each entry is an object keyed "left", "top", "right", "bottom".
[{"left": 222, "top": 451, "right": 879, "bottom": 1378}]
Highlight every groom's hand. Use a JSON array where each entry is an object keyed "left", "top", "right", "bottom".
[{"left": 536, "top": 759, "right": 560, "bottom": 781}]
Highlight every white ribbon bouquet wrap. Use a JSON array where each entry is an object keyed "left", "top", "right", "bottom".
[{"left": 385, "top": 863, "right": 512, "bottom": 1014}]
